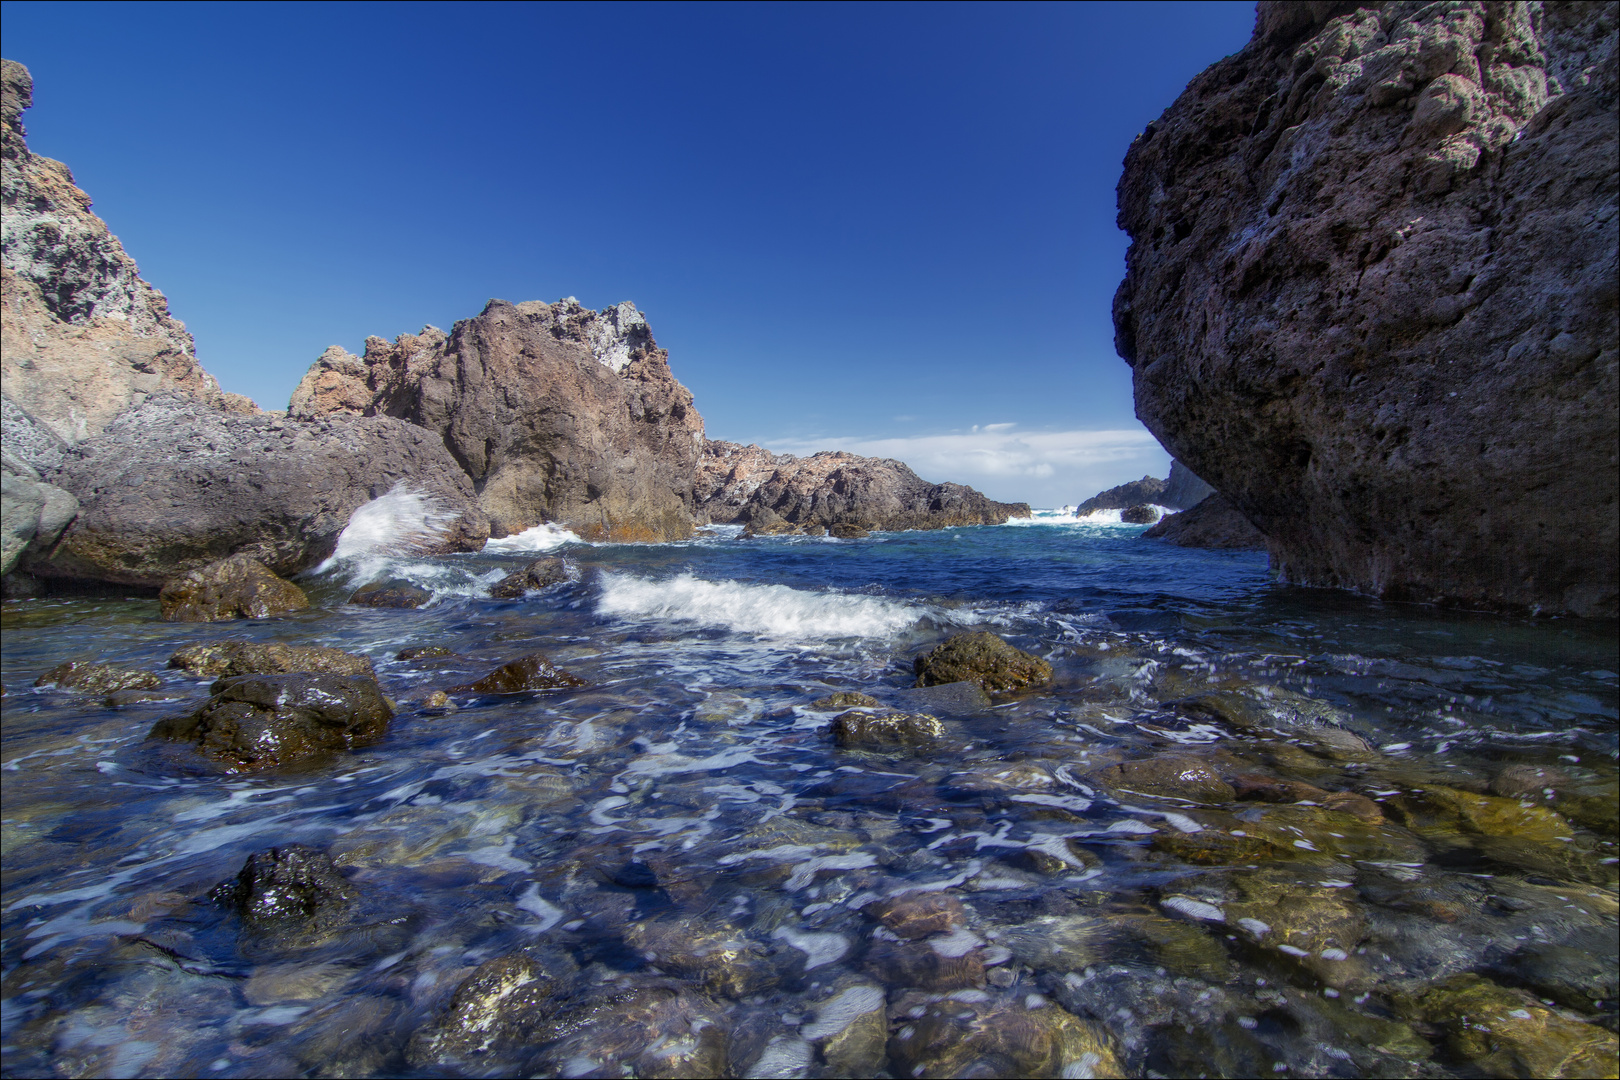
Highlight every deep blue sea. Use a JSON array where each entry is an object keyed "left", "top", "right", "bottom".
[{"left": 3, "top": 508, "right": 1615, "bottom": 1078}]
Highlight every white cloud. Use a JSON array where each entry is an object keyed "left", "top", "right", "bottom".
[{"left": 764, "top": 425, "right": 1173, "bottom": 508}]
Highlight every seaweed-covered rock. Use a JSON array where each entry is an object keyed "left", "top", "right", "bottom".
[
  {"left": 487, "top": 557, "right": 568, "bottom": 599},
  {"left": 451, "top": 652, "right": 585, "bottom": 694},
  {"left": 168, "top": 641, "right": 374, "bottom": 679},
  {"left": 913, "top": 631, "right": 1051, "bottom": 694},
  {"left": 1398, "top": 973, "right": 1619, "bottom": 1078},
  {"left": 829, "top": 709, "right": 942, "bottom": 750},
  {"left": 149, "top": 673, "right": 393, "bottom": 770},
  {"left": 158, "top": 554, "right": 309, "bottom": 622},
  {"left": 828, "top": 522, "right": 870, "bottom": 539},
  {"left": 347, "top": 580, "right": 431, "bottom": 609},
  {"left": 210, "top": 844, "right": 357, "bottom": 939},
  {"left": 34, "top": 659, "right": 159, "bottom": 694}
]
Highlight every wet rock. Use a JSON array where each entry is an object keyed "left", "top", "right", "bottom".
[
  {"left": 1139, "top": 494, "right": 1267, "bottom": 550},
  {"left": 533, "top": 985, "right": 729, "bottom": 1079},
  {"left": 396, "top": 645, "right": 453, "bottom": 661},
  {"left": 450, "top": 651, "right": 585, "bottom": 694},
  {"left": 406, "top": 953, "right": 572, "bottom": 1066},
  {"left": 1491, "top": 763, "right": 1570, "bottom": 799},
  {"left": 1078, "top": 475, "right": 1166, "bottom": 514},
  {"left": 348, "top": 579, "right": 431, "bottom": 608},
  {"left": 487, "top": 556, "right": 568, "bottom": 599},
  {"left": 1386, "top": 784, "right": 1576, "bottom": 846},
  {"left": 799, "top": 982, "right": 887, "bottom": 1075},
  {"left": 33, "top": 659, "right": 159, "bottom": 694},
  {"left": 623, "top": 917, "right": 779, "bottom": 998},
  {"left": 1223, "top": 872, "right": 1369, "bottom": 988},
  {"left": 168, "top": 640, "right": 375, "bottom": 679},
  {"left": 894, "top": 679, "right": 993, "bottom": 715},
  {"left": 1001, "top": 915, "right": 1104, "bottom": 973},
  {"left": 828, "top": 522, "right": 870, "bottom": 539},
  {"left": 809, "top": 690, "right": 881, "bottom": 711},
  {"left": 865, "top": 938, "right": 985, "bottom": 992},
  {"left": 888, "top": 993, "right": 1126, "bottom": 1079},
  {"left": 149, "top": 673, "right": 393, "bottom": 770},
  {"left": 1230, "top": 773, "right": 1382, "bottom": 823},
  {"left": 209, "top": 844, "right": 357, "bottom": 940},
  {"left": 1398, "top": 974, "right": 1619, "bottom": 1079},
  {"left": 1094, "top": 754, "right": 1235, "bottom": 803},
  {"left": 873, "top": 893, "right": 965, "bottom": 940},
  {"left": 157, "top": 554, "right": 309, "bottom": 622},
  {"left": 913, "top": 631, "right": 1052, "bottom": 694},
  {"left": 829, "top": 709, "right": 942, "bottom": 750},
  {"left": 1120, "top": 503, "right": 1161, "bottom": 524},
  {"left": 1488, "top": 936, "right": 1619, "bottom": 1015}
]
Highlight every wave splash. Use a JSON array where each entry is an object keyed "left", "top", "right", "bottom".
[
  {"left": 597, "top": 572, "right": 917, "bottom": 639},
  {"left": 319, "top": 484, "right": 461, "bottom": 569},
  {"left": 483, "top": 523, "right": 582, "bottom": 553}
]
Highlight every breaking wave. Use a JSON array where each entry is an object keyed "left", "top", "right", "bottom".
[
  {"left": 596, "top": 572, "right": 918, "bottom": 639},
  {"left": 483, "top": 523, "right": 582, "bottom": 553}
]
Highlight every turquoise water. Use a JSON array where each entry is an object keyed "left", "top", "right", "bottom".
[{"left": 2, "top": 512, "right": 1615, "bottom": 1077}]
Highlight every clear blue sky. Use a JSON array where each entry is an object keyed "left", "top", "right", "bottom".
[{"left": 5, "top": 0, "right": 1255, "bottom": 506}]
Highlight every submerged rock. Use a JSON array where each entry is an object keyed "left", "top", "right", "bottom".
[
  {"left": 623, "top": 917, "right": 779, "bottom": 998},
  {"left": 829, "top": 709, "right": 943, "bottom": 750},
  {"left": 396, "top": 645, "right": 453, "bottom": 661},
  {"left": 451, "top": 651, "right": 585, "bottom": 694},
  {"left": 913, "top": 631, "right": 1052, "bottom": 694},
  {"left": 347, "top": 579, "right": 431, "bottom": 608},
  {"left": 157, "top": 554, "right": 309, "bottom": 622},
  {"left": 887, "top": 993, "right": 1126, "bottom": 1079},
  {"left": 809, "top": 690, "right": 882, "bottom": 711},
  {"left": 210, "top": 845, "right": 357, "bottom": 939},
  {"left": 407, "top": 954, "right": 573, "bottom": 1067},
  {"left": 532, "top": 986, "right": 729, "bottom": 1079},
  {"left": 1094, "top": 755, "right": 1235, "bottom": 803},
  {"left": 865, "top": 938, "right": 985, "bottom": 992},
  {"left": 33, "top": 659, "right": 158, "bottom": 694},
  {"left": 872, "top": 893, "right": 965, "bottom": 940},
  {"left": 487, "top": 556, "right": 568, "bottom": 599},
  {"left": 1398, "top": 973, "right": 1619, "bottom": 1079},
  {"left": 1140, "top": 494, "right": 1267, "bottom": 551},
  {"left": 168, "top": 640, "right": 374, "bottom": 679},
  {"left": 149, "top": 673, "right": 393, "bottom": 770}
]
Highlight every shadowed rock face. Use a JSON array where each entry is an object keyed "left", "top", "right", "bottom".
[
  {"left": 1142, "top": 493, "right": 1268, "bottom": 550},
  {"left": 1, "top": 60, "right": 252, "bottom": 444},
  {"left": 1114, "top": 2, "right": 1618, "bottom": 616},
  {"left": 1078, "top": 475, "right": 1168, "bottom": 513},
  {"left": 289, "top": 299, "right": 706, "bottom": 542}
]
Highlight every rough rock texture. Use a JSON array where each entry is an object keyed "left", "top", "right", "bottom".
[
  {"left": 168, "top": 640, "right": 375, "bottom": 679},
  {"left": 1113, "top": 2, "right": 1619, "bottom": 616},
  {"left": 1162, "top": 460, "right": 1216, "bottom": 510},
  {"left": 450, "top": 652, "right": 586, "bottom": 694},
  {"left": 348, "top": 580, "right": 430, "bottom": 608},
  {"left": 1141, "top": 493, "right": 1270, "bottom": 550},
  {"left": 288, "top": 298, "right": 706, "bottom": 542},
  {"left": 914, "top": 631, "right": 1053, "bottom": 694},
  {"left": 1077, "top": 475, "right": 1168, "bottom": 513},
  {"left": 1120, "top": 503, "right": 1162, "bottom": 524},
  {"left": 158, "top": 554, "right": 310, "bottom": 622},
  {"left": 34, "top": 392, "right": 488, "bottom": 586},
  {"left": 1, "top": 471, "right": 76, "bottom": 574},
  {"left": 150, "top": 673, "right": 393, "bottom": 770},
  {"left": 487, "top": 557, "right": 568, "bottom": 599},
  {"left": 698, "top": 440, "right": 1030, "bottom": 533},
  {"left": 829, "top": 709, "right": 944, "bottom": 749},
  {"left": 34, "top": 659, "right": 160, "bottom": 694},
  {"left": 2, "top": 60, "right": 250, "bottom": 445},
  {"left": 210, "top": 845, "right": 357, "bottom": 936}
]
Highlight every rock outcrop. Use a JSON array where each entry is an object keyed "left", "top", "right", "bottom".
[
  {"left": 697, "top": 440, "right": 1029, "bottom": 533},
  {"left": 32, "top": 392, "right": 489, "bottom": 587},
  {"left": 1142, "top": 493, "right": 1269, "bottom": 550},
  {"left": 1113, "top": 2, "right": 1619, "bottom": 616},
  {"left": 288, "top": 299, "right": 706, "bottom": 542},
  {"left": 1162, "top": 460, "right": 1215, "bottom": 510},
  {"left": 1, "top": 60, "right": 251, "bottom": 445},
  {"left": 1077, "top": 474, "right": 1168, "bottom": 514}
]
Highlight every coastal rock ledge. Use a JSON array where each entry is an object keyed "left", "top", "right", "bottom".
[{"left": 1114, "top": 1, "right": 1618, "bottom": 616}]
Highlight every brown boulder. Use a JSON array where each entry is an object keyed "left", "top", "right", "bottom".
[
  {"left": 487, "top": 557, "right": 569, "bottom": 599},
  {"left": 348, "top": 580, "right": 431, "bottom": 608},
  {"left": 168, "top": 640, "right": 374, "bottom": 679},
  {"left": 451, "top": 652, "right": 586, "bottom": 694},
  {"left": 872, "top": 893, "right": 965, "bottom": 940},
  {"left": 829, "top": 709, "right": 943, "bottom": 749},
  {"left": 913, "top": 631, "right": 1052, "bottom": 694},
  {"left": 158, "top": 554, "right": 309, "bottom": 622},
  {"left": 149, "top": 673, "right": 393, "bottom": 770},
  {"left": 34, "top": 659, "right": 159, "bottom": 694}
]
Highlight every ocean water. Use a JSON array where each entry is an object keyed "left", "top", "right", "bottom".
[{"left": 2, "top": 503, "right": 1616, "bottom": 1078}]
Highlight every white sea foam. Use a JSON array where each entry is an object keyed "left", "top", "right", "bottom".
[
  {"left": 483, "top": 523, "right": 582, "bottom": 553},
  {"left": 596, "top": 572, "right": 918, "bottom": 639},
  {"left": 323, "top": 484, "right": 461, "bottom": 567},
  {"left": 1072, "top": 505, "right": 1176, "bottom": 524}
]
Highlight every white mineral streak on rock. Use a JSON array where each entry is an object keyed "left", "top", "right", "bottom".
[{"left": 584, "top": 300, "right": 649, "bottom": 374}]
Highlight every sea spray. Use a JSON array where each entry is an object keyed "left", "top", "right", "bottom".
[
  {"left": 483, "top": 523, "right": 582, "bottom": 553},
  {"left": 313, "top": 484, "right": 497, "bottom": 599},
  {"left": 596, "top": 572, "right": 917, "bottom": 639}
]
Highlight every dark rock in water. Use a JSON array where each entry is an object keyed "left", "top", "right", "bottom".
[
  {"left": 1094, "top": 755, "right": 1235, "bottom": 803},
  {"left": 1114, "top": 4, "right": 1619, "bottom": 616},
  {"left": 829, "top": 709, "right": 942, "bottom": 750},
  {"left": 169, "top": 640, "right": 375, "bottom": 679},
  {"left": 407, "top": 953, "right": 574, "bottom": 1067},
  {"left": 149, "top": 673, "right": 393, "bottom": 770},
  {"left": 289, "top": 299, "right": 705, "bottom": 542},
  {"left": 157, "top": 554, "right": 310, "bottom": 622},
  {"left": 1077, "top": 475, "right": 1166, "bottom": 514},
  {"left": 348, "top": 579, "right": 431, "bottom": 609},
  {"left": 1396, "top": 973, "right": 1618, "bottom": 1077},
  {"left": 872, "top": 893, "right": 964, "bottom": 940},
  {"left": 210, "top": 844, "right": 357, "bottom": 937},
  {"left": 451, "top": 652, "right": 585, "bottom": 694},
  {"left": 396, "top": 645, "right": 453, "bottom": 661},
  {"left": 885, "top": 994, "right": 1124, "bottom": 1078},
  {"left": 809, "top": 690, "right": 881, "bottom": 711},
  {"left": 1141, "top": 494, "right": 1266, "bottom": 551},
  {"left": 893, "top": 680, "right": 992, "bottom": 715},
  {"left": 531, "top": 986, "right": 729, "bottom": 1079},
  {"left": 487, "top": 557, "right": 568, "bottom": 599},
  {"left": 864, "top": 938, "right": 985, "bottom": 991},
  {"left": 34, "top": 659, "right": 159, "bottom": 694},
  {"left": 1120, "top": 503, "right": 1161, "bottom": 524},
  {"left": 913, "top": 631, "right": 1052, "bottom": 694},
  {"left": 1487, "top": 935, "right": 1619, "bottom": 1014},
  {"left": 624, "top": 917, "right": 780, "bottom": 997},
  {"left": 1162, "top": 460, "right": 1215, "bottom": 511},
  {"left": 1489, "top": 764, "right": 1569, "bottom": 799},
  {"left": 828, "top": 522, "right": 870, "bottom": 539},
  {"left": 37, "top": 392, "right": 489, "bottom": 589}
]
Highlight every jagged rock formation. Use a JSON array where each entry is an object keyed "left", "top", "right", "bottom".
[
  {"left": 1142, "top": 494, "right": 1268, "bottom": 550},
  {"left": 1, "top": 60, "right": 251, "bottom": 444},
  {"left": 695, "top": 440, "right": 1029, "bottom": 533},
  {"left": 289, "top": 299, "right": 705, "bottom": 542},
  {"left": 1077, "top": 475, "right": 1168, "bottom": 514},
  {"left": 32, "top": 392, "right": 488, "bottom": 587},
  {"left": 1114, "top": 2, "right": 1618, "bottom": 616},
  {"left": 1162, "top": 460, "right": 1215, "bottom": 511}
]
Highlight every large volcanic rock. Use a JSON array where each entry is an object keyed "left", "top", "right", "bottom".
[
  {"left": 1141, "top": 493, "right": 1268, "bottom": 550},
  {"left": 1161, "top": 460, "right": 1215, "bottom": 511},
  {"left": 289, "top": 298, "right": 706, "bottom": 542},
  {"left": 1113, "top": 2, "right": 1618, "bottom": 616},
  {"left": 1077, "top": 475, "right": 1168, "bottom": 514},
  {"left": 32, "top": 392, "right": 488, "bottom": 587},
  {"left": 1, "top": 60, "right": 253, "bottom": 445},
  {"left": 697, "top": 440, "right": 1029, "bottom": 532}
]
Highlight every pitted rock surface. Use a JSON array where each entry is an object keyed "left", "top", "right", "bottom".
[
  {"left": 288, "top": 298, "right": 706, "bottom": 542},
  {"left": 158, "top": 554, "right": 310, "bottom": 622},
  {"left": 168, "top": 640, "right": 375, "bottom": 679},
  {"left": 913, "top": 631, "right": 1053, "bottom": 694},
  {"left": 149, "top": 673, "right": 394, "bottom": 770},
  {"left": 1113, "top": 2, "right": 1619, "bottom": 615}
]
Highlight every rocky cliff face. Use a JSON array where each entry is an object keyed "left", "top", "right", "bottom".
[
  {"left": 1, "top": 60, "right": 250, "bottom": 444},
  {"left": 696, "top": 441, "right": 1030, "bottom": 532},
  {"left": 290, "top": 298, "right": 705, "bottom": 542},
  {"left": 1077, "top": 475, "right": 1169, "bottom": 514},
  {"left": 1114, "top": 2, "right": 1618, "bottom": 616}
]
